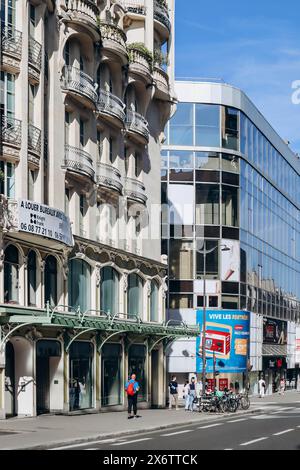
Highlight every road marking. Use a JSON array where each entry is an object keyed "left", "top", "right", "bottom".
[
  {"left": 275, "top": 407, "right": 296, "bottom": 411},
  {"left": 224, "top": 448, "right": 233, "bottom": 451},
  {"left": 51, "top": 438, "right": 118, "bottom": 450},
  {"left": 227, "top": 418, "right": 247, "bottom": 423},
  {"left": 112, "top": 438, "right": 152, "bottom": 446},
  {"left": 240, "top": 437, "right": 268, "bottom": 446},
  {"left": 161, "top": 430, "right": 192, "bottom": 437},
  {"left": 84, "top": 448, "right": 98, "bottom": 451},
  {"left": 198, "top": 423, "right": 223, "bottom": 429},
  {"left": 273, "top": 429, "right": 294, "bottom": 436}
]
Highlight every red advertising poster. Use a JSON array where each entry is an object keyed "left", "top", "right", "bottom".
[
  {"left": 219, "top": 378, "right": 228, "bottom": 391},
  {"left": 207, "top": 379, "right": 216, "bottom": 391}
]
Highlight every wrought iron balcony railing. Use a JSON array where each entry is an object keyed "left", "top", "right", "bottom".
[
  {"left": 125, "top": 110, "right": 149, "bottom": 141},
  {"left": 154, "top": 0, "right": 171, "bottom": 32},
  {"left": 65, "top": 0, "right": 99, "bottom": 25},
  {"left": 99, "top": 22, "right": 127, "bottom": 52},
  {"left": 1, "top": 26, "right": 22, "bottom": 59},
  {"left": 97, "top": 161, "right": 123, "bottom": 194},
  {"left": 28, "top": 35, "right": 42, "bottom": 70},
  {"left": 1, "top": 115, "right": 22, "bottom": 146},
  {"left": 121, "top": 0, "right": 146, "bottom": 15},
  {"left": 124, "top": 176, "right": 147, "bottom": 204},
  {"left": 28, "top": 123, "right": 42, "bottom": 155},
  {"left": 63, "top": 144, "right": 95, "bottom": 180},
  {"left": 97, "top": 89, "right": 126, "bottom": 123},
  {"left": 62, "top": 65, "right": 98, "bottom": 104}
]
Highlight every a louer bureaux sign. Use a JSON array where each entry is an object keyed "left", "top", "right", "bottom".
[{"left": 18, "top": 199, "right": 73, "bottom": 247}]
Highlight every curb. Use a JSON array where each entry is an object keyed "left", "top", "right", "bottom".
[{"left": 13, "top": 408, "right": 262, "bottom": 450}]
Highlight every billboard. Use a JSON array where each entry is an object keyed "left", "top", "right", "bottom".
[
  {"left": 263, "top": 317, "right": 287, "bottom": 345},
  {"left": 196, "top": 309, "right": 250, "bottom": 373},
  {"left": 221, "top": 239, "right": 240, "bottom": 282}
]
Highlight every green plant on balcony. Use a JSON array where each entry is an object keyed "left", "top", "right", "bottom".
[
  {"left": 127, "top": 42, "right": 153, "bottom": 68},
  {"left": 153, "top": 49, "right": 169, "bottom": 67}
]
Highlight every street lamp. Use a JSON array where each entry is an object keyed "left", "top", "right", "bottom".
[{"left": 198, "top": 241, "right": 230, "bottom": 395}]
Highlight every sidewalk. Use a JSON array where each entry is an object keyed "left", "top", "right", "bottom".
[{"left": 0, "top": 391, "right": 298, "bottom": 450}]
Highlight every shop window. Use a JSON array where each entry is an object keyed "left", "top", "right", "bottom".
[
  {"left": 127, "top": 273, "right": 143, "bottom": 318},
  {"left": 27, "top": 250, "right": 37, "bottom": 306},
  {"left": 150, "top": 280, "right": 159, "bottom": 322},
  {"left": 101, "top": 344, "right": 122, "bottom": 406},
  {"left": 68, "top": 259, "right": 91, "bottom": 313},
  {"left": 69, "top": 342, "right": 93, "bottom": 411},
  {"left": 128, "top": 345, "right": 146, "bottom": 401},
  {"left": 4, "top": 244, "right": 19, "bottom": 303},
  {"left": 44, "top": 255, "right": 57, "bottom": 307},
  {"left": 100, "top": 267, "right": 119, "bottom": 315}
]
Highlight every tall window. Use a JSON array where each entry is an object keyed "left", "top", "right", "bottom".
[
  {"left": 1, "top": 0, "right": 16, "bottom": 28},
  {"left": 79, "top": 194, "right": 86, "bottom": 235},
  {"left": 196, "top": 184, "right": 220, "bottom": 225},
  {"left": 169, "top": 239, "right": 193, "bottom": 279},
  {"left": 0, "top": 161, "right": 15, "bottom": 198},
  {"left": 100, "top": 267, "right": 119, "bottom": 315},
  {"left": 1, "top": 71, "right": 15, "bottom": 118},
  {"left": 28, "top": 169, "right": 36, "bottom": 201},
  {"left": 79, "top": 119, "right": 84, "bottom": 147},
  {"left": 4, "top": 245, "right": 19, "bottom": 303},
  {"left": 222, "top": 107, "right": 239, "bottom": 151},
  {"left": 64, "top": 41, "right": 70, "bottom": 66},
  {"left": 222, "top": 185, "right": 238, "bottom": 227},
  {"left": 27, "top": 250, "right": 37, "bottom": 306},
  {"left": 127, "top": 273, "right": 143, "bottom": 318},
  {"left": 44, "top": 256, "right": 57, "bottom": 307},
  {"left": 29, "top": 4, "right": 36, "bottom": 37},
  {"left": 195, "top": 104, "right": 220, "bottom": 147},
  {"left": 68, "top": 259, "right": 91, "bottom": 312},
  {"left": 196, "top": 240, "right": 219, "bottom": 279},
  {"left": 28, "top": 83, "right": 36, "bottom": 124},
  {"left": 150, "top": 280, "right": 159, "bottom": 322},
  {"left": 109, "top": 137, "right": 113, "bottom": 163},
  {"left": 65, "top": 111, "right": 70, "bottom": 145},
  {"left": 169, "top": 103, "right": 193, "bottom": 146}
]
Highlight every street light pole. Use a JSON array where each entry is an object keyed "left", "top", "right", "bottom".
[{"left": 202, "top": 241, "right": 206, "bottom": 395}]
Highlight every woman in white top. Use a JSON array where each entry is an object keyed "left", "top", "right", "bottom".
[{"left": 183, "top": 381, "right": 190, "bottom": 411}]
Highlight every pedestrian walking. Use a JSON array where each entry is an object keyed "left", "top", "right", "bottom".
[
  {"left": 183, "top": 380, "right": 190, "bottom": 411},
  {"left": 258, "top": 377, "right": 266, "bottom": 398},
  {"left": 125, "top": 373, "right": 140, "bottom": 419},
  {"left": 188, "top": 377, "right": 197, "bottom": 411},
  {"left": 279, "top": 378, "right": 285, "bottom": 395},
  {"left": 168, "top": 375, "right": 179, "bottom": 410}
]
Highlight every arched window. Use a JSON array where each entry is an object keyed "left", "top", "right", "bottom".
[
  {"left": 127, "top": 273, "right": 143, "bottom": 318},
  {"left": 27, "top": 250, "right": 37, "bottom": 306},
  {"left": 68, "top": 259, "right": 91, "bottom": 312},
  {"left": 4, "top": 245, "right": 19, "bottom": 303},
  {"left": 100, "top": 267, "right": 119, "bottom": 315},
  {"left": 150, "top": 280, "right": 159, "bottom": 322},
  {"left": 45, "top": 256, "right": 57, "bottom": 307}
]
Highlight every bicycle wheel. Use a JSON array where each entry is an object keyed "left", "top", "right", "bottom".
[
  {"left": 228, "top": 398, "right": 238, "bottom": 412},
  {"left": 241, "top": 395, "right": 250, "bottom": 410}
]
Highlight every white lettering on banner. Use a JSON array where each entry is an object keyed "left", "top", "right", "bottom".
[{"left": 18, "top": 199, "right": 74, "bottom": 246}]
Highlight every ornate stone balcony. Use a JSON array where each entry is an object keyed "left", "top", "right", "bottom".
[
  {"left": 124, "top": 177, "right": 147, "bottom": 205},
  {"left": 97, "top": 89, "right": 126, "bottom": 127},
  {"left": 121, "top": 0, "right": 146, "bottom": 16},
  {"left": 97, "top": 162, "right": 123, "bottom": 195},
  {"left": 99, "top": 22, "right": 128, "bottom": 63},
  {"left": 0, "top": 115, "right": 22, "bottom": 162},
  {"left": 28, "top": 123, "right": 42, "bottom": 168},
  {"left": 63, "top": 144, "right": 95, "bottom": 181},
  {"left": 153, "top": 65, "right": 170, "bottom": 100},
  {"left": 28, "top": 35, "right": 42, "bottom": 83},
  {"left": 125, "top": 110, "right": 149, "bottom": 144},
  {"left": 154, "top": 0, "right": 171, "bottom": 37},
  {"left": 1, "top": 26, "right": 22, "bottom": 73},
  {"left": 61, "top": 0, "right": 100, "bottom": 39},
  {"left": 62, "top": 65, "right": 98, "bottom": 109},
  {"left": 127, "top": 45, "right": 152, "bottom": 82}
]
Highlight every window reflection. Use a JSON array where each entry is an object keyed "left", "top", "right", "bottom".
[{"left": 195, "top": 104, "right": 220, "bottom": 147}]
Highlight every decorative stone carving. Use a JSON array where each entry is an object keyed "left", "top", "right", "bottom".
[
  {"left": 95, "top": 263, "right": 102, "bottom": 287},
  {"left": 123, "top": 272, "right": 128, "bottom": 292}
]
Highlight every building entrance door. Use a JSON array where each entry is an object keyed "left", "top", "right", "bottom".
[
  {"left": 36, "top": 357, "right": 50, "bottom": 414},
  {"left": 151, "top": 350, "right": 159, "bottom": 407},
  {"left": 5, "top": 342, "right": 15, "bottom": 417}
]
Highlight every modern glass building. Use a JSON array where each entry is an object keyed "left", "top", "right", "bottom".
[{"left": 162, "top": 81, "right": 300, "bottom": 394}]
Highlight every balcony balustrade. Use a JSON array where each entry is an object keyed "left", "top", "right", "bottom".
[
  {"left": 97, "top": 89, "right": 126, "bottom": 126},
  {"left": 120, "top": 0, "right": 146, "bottom": 15},
  {"left": 125, "top": 110, "right": 149, "bottom": 144},
  {"left": 128, "top": 45, "right": 152, "bottom": 80},
  {"left": 1, "top": 26, "right": 22, "bottom": 71},
  {"left": 99, "top": 22, "right": 127, "bottom": 61},
  {"left": 153, "top": 66, "right": 170, "bottom": 99},
  {"left": 28, "top": 35, "right": 42, "bottom": 70},
  {"left": 97, "top": 162, "right": 123, "bottom": 195},
  {"left": 62, "top": 65, "right": 98, "bottom": 108},
  {"left": 63, "top": 144, "right": 95, "bottom": 181},
  {"left": 1, "top": 115, "right": 22, "bottom": 147},
  {"left": 154, "top": 0, "right": 171, "bottom": 33},
  {"left": 124, "top": 176, "right": 147, "bottom": 205},
  {"left": 63, "top": 0, "right": 99, "bottom": 33}
]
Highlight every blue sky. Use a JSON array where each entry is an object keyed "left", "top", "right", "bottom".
[{"left": 175, "top": 0, "right": 300, "bottom": 152}]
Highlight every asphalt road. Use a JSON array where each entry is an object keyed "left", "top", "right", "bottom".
[{"left": 51, "top": 402, "right": 300, "bottom": 451}]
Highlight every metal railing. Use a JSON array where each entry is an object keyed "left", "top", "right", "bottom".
[
  {"left": 1, "top": 26, "right": 22, "bottom": 58},
  {"left": 97, "top": 89, "right": 126, "bottom": 122},
  {"left": 97, "top": 161, "right": 123, "bottom": 193},
  {"left": 124, "top": 176, "right": 147, "bottom": 204},
  {"left": 1, "top": 115, "right": 22, "bottom": 146},
  {"left": 154, "top": 0, "right": 171, "bottom": 31},
  {"left": 128, "top": 46, "right": 152, "bottom": 71},
  {"left": 63, "top": 144, "right": 95, "bottom": 180},
  {"left": 125, "top": 110, "right": 149, "bottom": 141},
  {"left": 120, "top": 0, "right": 146, "bottom": 15},
  {"left": 62, "top": 65, "right": 98, "bottom": 104},
  {"left": 153, "top": 66, "right": 169, "bottom": 92},
  {"left": 99, "top": 22, "right": 127, "bottom": 50},
  {"left": 28, "top": 35, "right": 42, "bottom": 70},
  {"left": 65, "top": 0, "right": 99, "bottom": 22},
  {"left": 28, "top": 123, "right": 42, "bottom": 155}
]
